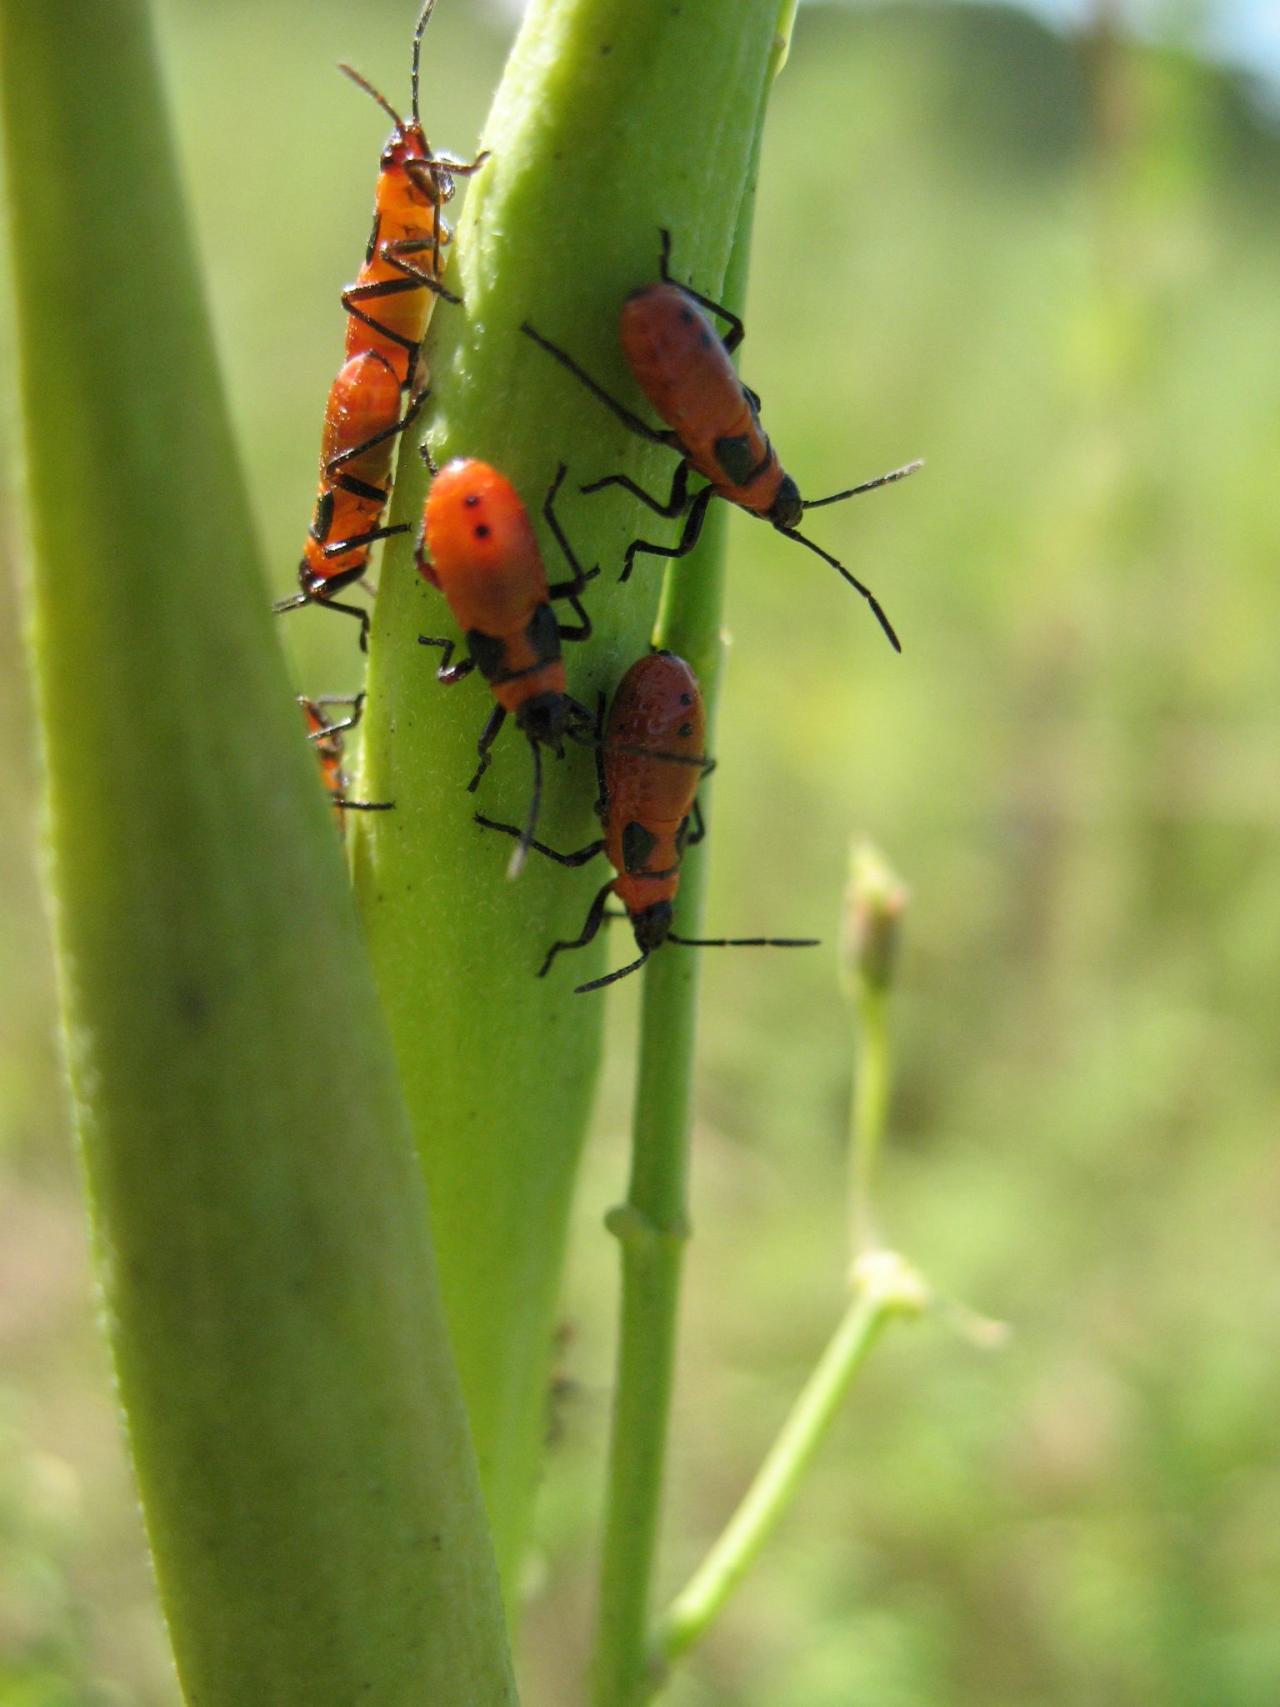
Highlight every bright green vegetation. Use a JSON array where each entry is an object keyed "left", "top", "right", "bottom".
[
  {"left": 2, "top": 1, "right": 1279, "bottom": 1704},
  {"left": 0, "top": 1, "right": 515, "bottom": 1701},
  {"left": 347, "top": 0, "right": 782, "bottom": 1609}
]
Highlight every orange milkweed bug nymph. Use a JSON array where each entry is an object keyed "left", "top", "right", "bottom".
[
  {"left": 275, "top": 352, "right": 425, "bottom": 647},
  {"left": 416, "top": 458, "right": 599, "bottom": 878},
  {"left": 522, "top": 229, "right": 921, "bottom": 652},
  {"left": 337, "top": 0, "right": 488, "bottom": 390},
  {"left": 299, "top": 692, "right": 394, "bottom": 820},
  {"left": 476, "top": 651, "right": 819, "bottom": 991},
  {"left": 275, "top": 0, "right": 488, "bottom": 645}
]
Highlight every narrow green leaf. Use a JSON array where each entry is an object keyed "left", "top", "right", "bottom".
[{"left": 0, "top": 2, "right": 514, "bottom": 1701}]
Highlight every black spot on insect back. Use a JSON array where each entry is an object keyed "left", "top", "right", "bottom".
[
  {"left": 467, "top": 628, "right": 507, "bottom": 679},
  {"left": 526, "top": 603, "right": 561, "bottom": 665},
  {"left": 713, "top": 433, "right": 757, "bottom": 486},
  {"left": 622, "top": 820, "right": 659, "bottom": 873}
]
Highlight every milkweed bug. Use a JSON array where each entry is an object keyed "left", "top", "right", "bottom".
[
  {"left": 337, "top": 0, "right": 488, "bottom": 390},
  {"left": 522, "top": 229, "right": 921, "bottom": 651},
  {"left": 476, "top": 651, "right": 818, "bottom": 991},
  {"left": 275, "top": 353, "right": 425, "bottom": 647},
  {"left": 275, "top": 0, "right": 488, "bottom": 644},
  {"left": 416, "top": 458, "right": 598, "bottom": 877},
  {"left": 299, "top": 692, "right": 394, "bottom": 819}
]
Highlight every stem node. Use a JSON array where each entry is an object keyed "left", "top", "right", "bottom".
[{"left": 605, "top": 1201, "right": 691, "bottom": 1252}]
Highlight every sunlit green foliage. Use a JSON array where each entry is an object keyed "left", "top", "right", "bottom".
[{"left": 2, "top": 1, "right": 1279, "bottom": 1703}]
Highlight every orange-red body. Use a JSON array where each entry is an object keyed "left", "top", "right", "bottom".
[
  {"left": 279, "top": 6, "right": 485, "bottom": 633},
  {"left": 300, "top": 697, "right": 348, "bottom": 802},
  {"left": 475, "top": 649, "right": 813, "bottom": 983},
  {"left": 342, "top": 124, "right": 452, "bottom": 387},
  {"left": 521, "top": 232, "right": 913, "bottom": 650},
  {"left": 337, "top": 2, "right": 482, "bottom": 388},
  {"left": 298, "top": 693, "right": 392, "bottom": 823},
  {"left": 601, "top": 652, "right": 705, "bottom": 923},
  {"left": 418, "top": 457, "right": 595, "bottom": 874},
  {"left": 299, "top": 350, "right": 401, "bottom": 592},
  {"left": 419, "top": 459, "right": 568, "bottom": 717},
  {"left": 619, "top": 283, "right": 789, "bottom": 518}
]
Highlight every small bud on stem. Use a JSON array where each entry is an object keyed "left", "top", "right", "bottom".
[
  {"left": 841, "top": 837, "right": 909, "bottom": 1000},
  {"left": 842, "top": 838, "right": 909, "bottom": 1255}
]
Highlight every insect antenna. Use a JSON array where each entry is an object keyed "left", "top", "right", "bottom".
[
  {"left": 337, "top": 62, "right": 406, "bottom": 135},
  {"left": 777, "top": 528, "right": 902, "bottom": 653},
  {"left": 507, "top": 737, "right": 544, "bottom": 881},
  {"left": 411, "top": 0, "right": 438, "bottom": 133},
  {"left": 801, "top": 458, "right": 924, "bottom": 510},
  {"left": 666, "top": 933, "right": 820, "bottom": 949}
]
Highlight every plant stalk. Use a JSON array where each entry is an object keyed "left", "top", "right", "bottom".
[
  {"left": 650, "top": 1253, "right": 928, "bottom": 1683},
  {"left": 589, "top": 23, "right": 792, "bottom": 1690},
  {"left": 850, "top": 983, "right": 891, "bottom": 1253},
  {"left": 353, "top": 0, "right": 790, "bottom": 1604},
  {"left": 1, "top": 2, "right": 514, "bottom": 1700}
]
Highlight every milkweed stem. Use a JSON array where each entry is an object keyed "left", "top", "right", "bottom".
[
  {"left": 589, "top": 13, "right": 793, "bottom": 1693},
  {"left": 650, "top": 1253, "right": 929, "bottom": 1684}
]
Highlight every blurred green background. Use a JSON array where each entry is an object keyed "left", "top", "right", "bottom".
[{"left": 3, "top": 0, "right": 1279, "bottom": 1702}]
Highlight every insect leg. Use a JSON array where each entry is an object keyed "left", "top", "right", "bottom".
[
  {"left": 618, "top": 482, "right": 716, "bottom": 583},
  {"left": 655, "top": 227, "right": 746, "bottom": 352},
  {"left": 429, "top": 149, "right": 490, "bottom": 176},
  {"left": 468, "top": 704, "right": 507, "bottom": 791},
  {"left": 294, "top": 594, "right": 371, "bottom": 651},
  {"left": 581, "top": 459, "right": 691, "bottom": 518},
  {"left": 543, "top": 464, "right": 601, "bottom": 606},
  {"left": 538, "top": 881, "right": 616, "bottom": 980},
  {"left": 380, "top": 242, "right": 461, "bottom": 306},
  {"left": 521, "top": 322, "right": 676, "bottom": 448},
  {"left": 554, "top": 598, "right": 592, "bottom": 641},
  {"left": 686, "top": 797, "right": 707, "bottom": 848},
  {"left": 320, "top": 520, "right": 408, "bottom": 559},
  {"left": 341, "top": 278, "right": 422, "bottom": 371},
  {"left": 417, "top": 635, "right": 476, "bottom": 685},
  {"left": 324, "top": 386, "right": 431, "bottom": 481},
  {"left": 303, "top": 691, "right": 366, "bottom": 738},
  {"left": 474, "top": 813, "right": 604, "bottom": 867}
]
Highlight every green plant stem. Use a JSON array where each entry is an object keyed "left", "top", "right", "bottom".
[
  {"left": 352, "top": 0, "right": 788, "bottom": 1603},
  {"left": 589, "top": 424, "right": 730, "bottom": 1707},
  {"left": 0, "top": 2, "right": 514, "bottom": 1701},
  {"left": 589, "top": 33, "right": 790, "bottom": 1693},
  {"left": 649, "top": 1253, "right": 927, "bottom": 1683},
  {"left": 851, "top": 984, "right": 892, "bottom": 1253}
]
